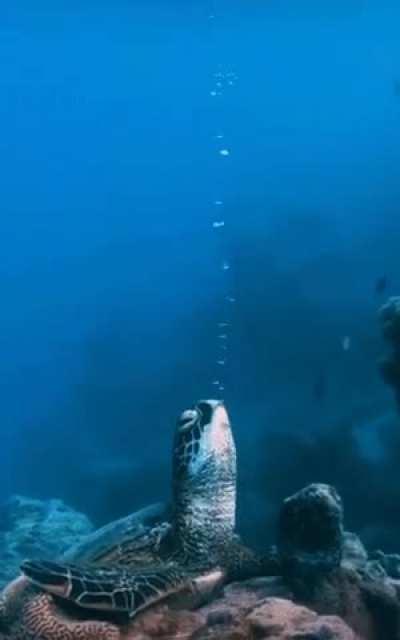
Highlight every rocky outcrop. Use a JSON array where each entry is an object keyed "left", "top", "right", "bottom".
[
  {"left": 342, "top": 532, "right": 368, "bottom": 572},
  {"left": 0, "top": 495, "right": 93, "bottom": 588},
  {"left": 369, "top": 550, "right": 400, "bottom": 580},
  {"left": 275, "top": 484, "right": 400, "bottom": 639},
  {"left": 243, "top": 597, "right": 358, "bottom": 640},
  {"left": 291, "top": 565, "right": 400, "bottom": 640},
  {"left": 278, "top": 483, "right": 344, "bottom": 583}
]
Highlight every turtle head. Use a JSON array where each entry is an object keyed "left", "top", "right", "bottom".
[
  {"left": 173, "top": 400, "right": 237, "bottom": 546},
  {"left": 173, "top": 400, "right": 235, "bottom": 482},
  {"left": 173, "top": 400, "right": 237, "bottom": 549}
]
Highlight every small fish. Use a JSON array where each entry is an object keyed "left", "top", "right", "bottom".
[
  {"left": 375, "top": 275, "right": 388, "bottom": 295},
  {"left": 313, "top": 373, "right": 326, "bottom": 403}
]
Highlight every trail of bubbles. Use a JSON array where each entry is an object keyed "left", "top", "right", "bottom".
[{"left": 206, "top": 2, "right": 238, "bottom": 399}]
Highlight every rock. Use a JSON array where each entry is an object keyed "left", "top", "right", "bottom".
[
  {"left": 364, "top": 560, "right": 389, "bottom": 581},
  {"left": 370, "top": 550, "right": 400, "bottom": 579},
  {"left": 274, "top": 487, "right": 400, "bottom": 639},
  {"left": 342, "top": 532, "right": 368, "bottom": 571},
  {"left": 278, "top": 484, "right": 344, "bottom": 582},
  {"left": 295, "top": 566, "right": 400, "bottom": 640},
  {"left": 341, "top": 534, "right": 390, "bottom": 588},
  {"left": 246, "top": 598, "right": 358, "bottom": 639},
  {"left": 206, "top": 608, "right": 234, "bottom": 626},
  {"left": 0, "top": 495, "right": 93, "bottom": 588},
  {"left": 360, "top": 573, "right": 400, "bottom": 640}
]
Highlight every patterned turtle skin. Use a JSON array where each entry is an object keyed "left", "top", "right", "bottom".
[{"left": 21, "top": 400, "right": 278, "bottom": 619}]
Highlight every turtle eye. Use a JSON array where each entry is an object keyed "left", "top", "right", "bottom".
[
  {"left": 196, "top": 402, "right": 213, "bottom": 428},
  {"left": 177, "top": 409, "right": 198, "bottom": 430}
]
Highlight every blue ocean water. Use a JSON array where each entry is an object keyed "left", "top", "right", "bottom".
[{"left": 0, "top": 0, "right": 400, "bottom": 551}]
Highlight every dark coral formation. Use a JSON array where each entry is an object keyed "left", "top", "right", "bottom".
[
  {"left": 278, "top": 483, "right": 344, "bottom": 583},
  {"left": 276, "top": 484, "right": 400, "bottom": 639}
]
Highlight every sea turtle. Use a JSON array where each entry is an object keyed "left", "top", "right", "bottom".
[{"left": 21, "top": 400, "right": 277, "bottom": 620}]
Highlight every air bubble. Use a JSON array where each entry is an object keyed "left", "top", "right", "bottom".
[
  {"left": 219, "top": 149, "right": 230, "bottom": 156},
  {"left": 342, "top": 336, "right": 351, "bottom": 351}
]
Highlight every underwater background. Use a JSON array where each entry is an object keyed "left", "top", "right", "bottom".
[{"left": 1, "top": 0, "right": 400, "bottom": 555}]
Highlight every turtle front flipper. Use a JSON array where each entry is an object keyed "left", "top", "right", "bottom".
[{"left": 21, "top": 559, "right": 189, "bottom": 618}]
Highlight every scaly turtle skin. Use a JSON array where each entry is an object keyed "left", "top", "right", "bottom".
[{"left": 21, "top": 400, "right": 277, "bottom": 619}]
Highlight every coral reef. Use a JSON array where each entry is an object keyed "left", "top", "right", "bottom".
[
  {"left": 278, "top": 483, "right": 344, "bottom": 582},
  {"left": 379, "top": 297, "right": 400, "bottom": 406},
  {"left": 342, "top": 532, "right": 368, "bottom": 571},
  {"left": 1, "top": 483, "right": 400, "bottom": 638},
  {"left": 0, "top": 496, "right": 93, "bottom": 589},
  {"left": 275, "top": 484, "right": 400, "bottom": 639},
  {"left": 369, "top": 550, "right": 400, "bottom": 580}
]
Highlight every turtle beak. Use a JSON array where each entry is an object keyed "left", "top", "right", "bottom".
[{"left": 213, "top": 403, "right": 230, "bottom": 430}]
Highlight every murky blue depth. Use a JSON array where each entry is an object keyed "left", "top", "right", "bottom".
[{"left": 1, "top": 0, "right": 400, "bottom": 550}]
